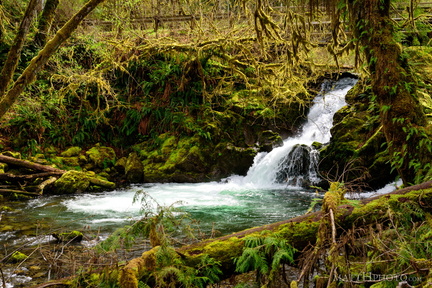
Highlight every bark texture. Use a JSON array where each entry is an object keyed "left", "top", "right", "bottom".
[
  {"left": 349, "top": 0, "right": 430, "bottom": 185},
  {"left": 34, "top": 0, "right": 60, "bottom": 47}
]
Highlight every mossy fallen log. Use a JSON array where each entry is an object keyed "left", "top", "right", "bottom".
[
  {"left": 0, "top": 155, "right": 116, "bottom": 194},
  {"left": 117, "top": 181, "right": 432, "bottom": 288},
  {"left": 0, "top": 155, "right": 65, "bottom": 173}
]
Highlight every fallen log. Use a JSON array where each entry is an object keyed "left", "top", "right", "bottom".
[
  {"left": 38, "top": 176, "right": 58, "bottom": 194},
  {"left": 117, "top": 182, "right": 432, "bottom": 288},
  {"left": 0, "top": 171, "right": 64, "bottom": 181},
  {"left": 0, "top": 155, "right": 65, "bottom": 173}
]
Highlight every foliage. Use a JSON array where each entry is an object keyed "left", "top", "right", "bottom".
[
  {"left": 234, "top": 232, "right": 296, "bottom": 286},
  {"left": 142, "top": 247, "right": 222, "bottom": 288},
  {"left": 97, "top": 190, "right": 199, "bottom": 253}
]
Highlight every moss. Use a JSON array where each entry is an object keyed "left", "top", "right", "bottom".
[
  {"left": 160, "top": 135, "right": 178, "bottom": 155},
  {"left": 0, "top": 162, "right": 7, "bottom": 173},
  {"left": 0, "top": 225, "right": 14, "bottom": 232},
  {"left": 61, "top": 156, "right": 80, "bottom": 167},
  {"left": 53, "top": 170, "right": 90, "bottom": 194},
  {"left": 8, "top": 251, "right": 28, "bottom": 263},
  {"left": 125, "top": 152, "right": 144, "bottom": 183},
  {"left": 86, "top": 144, "right": 116, "bottom": 169},
  {"left": 119, "top": 247, "right": 158, "bottom": 288},
  {"left": 1, "top": 151, "right": 21, "bottom": 158},
  {"left": 278, "top": 221, "right": 320, "bottom": 248},
  {"left": 61, "top": 146, "right": 82, "bottom": 157},
  {"left": 0, "top": 205, "right": 13, "bottom": 212}
]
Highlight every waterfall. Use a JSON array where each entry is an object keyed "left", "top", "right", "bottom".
[{"left": 231, "top": 77, "right": 358, "bottom": 188}]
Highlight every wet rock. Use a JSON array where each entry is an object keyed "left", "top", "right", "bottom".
[{"left": 276, "top": 144, "right": 313, "bottom": 187}]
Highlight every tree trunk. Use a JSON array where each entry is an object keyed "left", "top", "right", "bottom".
[
  {"left": 0, "top": 0, "right": 42, "bottom": 97},
  {"left": 0, "top": 0, "right": 4, "bottom": 43},
  {"left": 351, "top": 0, "right": 430, "bottom": 185},
  {"left": 0, "top": 0, "right": 107, "bottom": 120},
  {"left": 34, "top": 0, "right": 60, "bottom": 47}
]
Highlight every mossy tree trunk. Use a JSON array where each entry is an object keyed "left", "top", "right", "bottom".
[
  {"left": 0, "top": 0, "right": 3, "bottom": 43},
  {"left": 0, "top": 0, "right": 107, "bottom": 120},
  {"left": 0, "top": 0, "right": 42, "bottom": 97},
  {"left": 34, "top": 0, "right": 60, "bottom": 47},
  {"left": 349, "top": 0, "right": 430, "bottom": 185}
]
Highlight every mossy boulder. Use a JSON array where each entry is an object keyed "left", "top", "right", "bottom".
[
  {"left": 213, "top": 142, "right": 257, "bottom": 177},
  {"left": 125, "top": 152, "right": 144, "bottom": 183},
  {"left": 135, "top": 130, "right": 262, "bottom": 182},
  {"left": 86, "top": 145, "right": 116, "bottom": 169},
  {"left": 53, "top": 170, "right": 90, "bottom": 194},
  {"left": 257, "top": 130, "right": 283, "bottom": 152},
  {"left": 140, "top": 134, "right": 214, "bottom": 182},
  {"left": 61, "top": 146, "right": 82, "bottom": 157}
]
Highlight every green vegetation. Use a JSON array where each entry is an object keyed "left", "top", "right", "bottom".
[{"left": 0, "top": 0, "right": 431, "bottom": 287}]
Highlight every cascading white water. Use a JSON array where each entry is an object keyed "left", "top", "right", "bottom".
[{"left": 234, "top": 77, "right": 358, "bottom": 188}]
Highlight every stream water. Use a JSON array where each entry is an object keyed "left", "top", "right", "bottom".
[{"left": 1, "top": 77, "right": 366, "bottom": 287}]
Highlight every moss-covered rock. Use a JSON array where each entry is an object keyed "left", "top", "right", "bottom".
[
  {"left": 53, "top": 171, "right": 90, "bottom": 194},
  {"left": 61, "top": 156, "right": 81, "bottom": 168},
  {"left": 257, "top": 130, "right": 283, "bottom": 152},
  {"left": 139, "top": 134, "right": 213, "bottom": 182},
  {"left": 212, "top": 142, "right": 257, "bottom": 178},
  {"left": 125, "top": 152, "right": 144, "bottom": 183},
  {"left": 86, "top": 144, "right": 116, "bottom": 169},
  {"left": 61, "top": 146, "right": 82, "bottom": 157}
]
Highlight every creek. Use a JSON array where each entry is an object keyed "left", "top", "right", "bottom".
[{"left": 2, "top": 77, "right": 372, "bottom": 287}]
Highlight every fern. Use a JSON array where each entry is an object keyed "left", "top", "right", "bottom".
[{"left": 234, "top": 234, "right": 296, "bottom": 286}]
